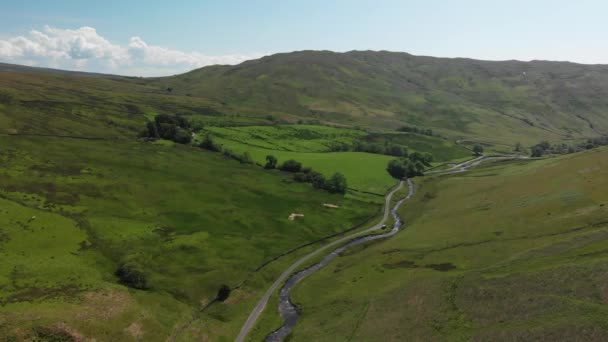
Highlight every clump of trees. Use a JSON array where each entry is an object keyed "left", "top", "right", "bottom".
[
  {"left": 352, "top": 141, "right": 409, "bottom": 157},
  {"left": 472, "top": 144, "right": 484, "bottom": 156},
  {"left": 397, "top": 125, "right": 434, "bottom": 136},
  {"left": 386, "top": 152, "right": 433, "bottom": 179},
  {"left": 530, "top": 136, "right": 608, "bottom": 157},
  {"left": 115, "top": 262, "right": 148, "bottom": 290},
  {"left": 264, "top": 155, "right": 278, "bottom": 169},
  {"left": 141, "top": 114, "right": 192, "bottom": 144},
  {"left": 216, "top": 284, "right": 231, "bottom": 302},
  {"left": 277, "top": 158, "right": 347, "bottom": 194}
]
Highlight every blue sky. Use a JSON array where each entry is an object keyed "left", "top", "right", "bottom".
[{"left": 0, "top": 0, "right": 606, "bottom": 76}]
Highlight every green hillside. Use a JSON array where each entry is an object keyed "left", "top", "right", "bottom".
[
  {"left": 286, "top": 147, "right": 608, "bottom": 341},
  {"left": 3, "top": 51, "right": 608, "bottom": 148},
  {"left": 155, "top": 51, "right": 608, "bottom": 145},
  {"left": 0, "top": 135, "right": 380, "bottom": 340}
]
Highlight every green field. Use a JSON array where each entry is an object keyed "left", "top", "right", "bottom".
[
  {"left": 0, "top": 136, "right": 382, "bottom": 340},
  {"left": 282, "top": 147, "right": 608, "bottom": 341},
  {"left": 205, "top": 125, "right": 367, "bottom": 152},
  {"left": 200, "top": 134, "right": 395, "bottom": 194}
]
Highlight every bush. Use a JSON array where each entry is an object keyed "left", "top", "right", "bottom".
[
  {"left": 142, "top": 114, "right": 192, "bottom": 144},
  {"left": 473, "top": 144, "right": 484, "bottom": 156},
  {"left": 217, "top": 284, "right": 231, "bottom": 302},
  {"left": 325, "top": 172, "right": 347, "bottom": 194},
  {"left": 174, "top": 128, "right": 192, "bottom": 144},
  {"left": 264, "top": 155, "right": 278, "bottom": 169},
  {"left": 279, "top": 159, "right": 302, "bottom": 172},
  {"left": 115, "top": 262, "right": 148, "bottom": 290},
  {"left": 200, "top": 134, "right": 221, "bottom": 152}
]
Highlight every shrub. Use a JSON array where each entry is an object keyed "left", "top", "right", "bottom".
[
  {"left": 325, "top": 172, "right": 347, "bottom": 194},
  {"left": 200, "top": 134, "right": 221, "bottom": 152},
  {"left": 264, "top": 155, "right": 278, "bottom": 169},
  {"left": 473, "top": 144, "right": 484, "bottom": 156},
  {"left": 279, "top": 159, "right": 302, "bottom": 172},
  {"left": 115, "top": 262, "right": 148, "bottom": 290},
  {"left": 217, "top": 285, "right": 231, "bottom": 302}
]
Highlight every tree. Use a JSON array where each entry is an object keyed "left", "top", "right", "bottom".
[
  {"left": 115, "top": 262, "right": 148, "bottom": 290},
  {"left": 309, "top": 171, "right": 326, "bottom": 189},
  {"left": 514, "top": 142, "right": 522, "bottom": 152},
  {"left": 200, "top": 134, "right": 220, "bottom": 152},
  {"left": 174, "top": 128, "right": 192, "bottom": 144},
  {"left": 146, "top": 121, "right": 159, "bottom": 139},
  {"left": 531, "top": 145, "right": 544, "bottom": 157},
  {"left": 473, "top": 144, "right": 484, "bottom": 156},
  {"left": 387, "top": 160, "right": 406, "bottom": 179},
  {"left": 216, "top": 284, "right": 231, "bottom": 302},
  {"left": 279, "top": 159, "right": 302, "bottom": 172},
  {"left": 264, "top": 155, "right": 278, "bottom": 169},
  {"left": 422, "top": 153, "right": 434, "bottom": 166},
  {"left": 325, "top": 173, "right": 347, "bottom": 194}
]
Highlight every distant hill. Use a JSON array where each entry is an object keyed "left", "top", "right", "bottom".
[
  {"left": 2, "top": 51, "right": 608, "bottom": 144},
  {"left": 155, "top": 50, "right": 608, "bottom": 144}
]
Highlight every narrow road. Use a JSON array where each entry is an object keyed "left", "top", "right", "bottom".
[
  {"left": 235, "top": 180, "right": 407, "bottom": 342},
  {"left": 426, "top": 154, "right": 529, "bottom": 175},
  {"left": 265, "top": 179, "right": 415, "bottom": 341}
]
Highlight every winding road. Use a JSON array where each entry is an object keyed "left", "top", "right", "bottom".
[
  {"left": 236, "top": 154, "right": 528, "bottom": 341},
  {"left": 235, "top": 180, "right": 410, "bottom": 342}
]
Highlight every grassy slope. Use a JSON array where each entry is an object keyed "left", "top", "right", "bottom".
[
  {"left": 0, "top": 136, "right": 380, "bottom": 341},
  {"left": 284, "top": 147, "right": 608, "bottom": 341},
  {"left": 199, "top": 125, "right": 470, "bottom": 193},
  {"left": 157, "top": 51, "right": 608, "bottom": 145},
  {"left": 3, "top": 50, "right": 608, "bottom": 148}
]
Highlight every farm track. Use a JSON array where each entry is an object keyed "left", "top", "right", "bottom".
[
  {"left": 235, "top": 180, "right": 408, "bottom": 342},
  {"left": 237, "top": 153, "right": 534, "bottom": 341}
]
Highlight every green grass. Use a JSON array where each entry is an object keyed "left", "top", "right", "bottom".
[
  {"left": 0, "top": 136, "right": 380, "bottom": 340},
  {"left": 205, "top": 125, "right": 367, "bottom": 152},
  {"left": 274, "top": 147, "right": 608, "bottom": 341},
  {"left": 202, "top": 133, "right": 396, "bottom": 193}
]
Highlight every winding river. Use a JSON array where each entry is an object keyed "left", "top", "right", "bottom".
[{"left": 264, "top": 179, "right": 415, "bottom": 341}]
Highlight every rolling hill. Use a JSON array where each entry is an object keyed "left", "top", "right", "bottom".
[
  {"left": 2, "top": 51, "right": 608, "bottom": 147},
  {"left": 155, "top": 51, "right": 608, "bottom": 144}
]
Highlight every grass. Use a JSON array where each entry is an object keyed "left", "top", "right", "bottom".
[
  {"left": 0, "top": 136, "right": 380, "bottom": 341},
  {"left": 202, "top": 133, "right": 396, "bottom": 194},
  {"left": 274, "top": 147, "right": 608, "bottom": 341}
]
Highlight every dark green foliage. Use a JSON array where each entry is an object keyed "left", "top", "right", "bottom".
[
  {"left": 174, "top": 128, "right": 192, "bottom": 144},
  {"left": 530, "top": 135, "right": 608, "bottom": 157},
  {"left": 115, "top": 262, "right": 149, "bottom": 290},
  {"left": 397, "top": 125, "right": 434, "bottom": 136},
  {"left": 143, "top": 114, "right": 192, "bottom": 144},
  {"left": 387, "top": 160, "right": 407, "bottom": 179},
  {"left": 264, "top": 155, "right": 278, "bottom": 169},
  {"left": 325, "top": 173, "right": 347, "bottom": 194},
  {"left": 279, "top": 159, "right": 302, "bottom": 172},
  {"left": 531, "top": 145, "right": 545, "bottom": 157},
  {"left": 216, "top": 284, "right": 231, "bottom": 302},
  {"left": 387, "top": 157, "right": 425, "bottom": 179},
  {"left": 473, "top": 144, "right": 484, "bottom": 156},
  {"left": 199, "top": 134, "right": 221, "bottom": 152}
]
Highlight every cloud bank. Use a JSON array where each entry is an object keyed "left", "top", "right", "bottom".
[{"left": 0, "top": 26, "right": 261, "bottom": 76}]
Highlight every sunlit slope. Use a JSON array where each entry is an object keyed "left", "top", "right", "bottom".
[
  {"left": 159, "top": 51, "right": 608, "bottom": 144},
  {"left": 287, "top": 147, "right": 608, "bottom": 341},
  {"left": 0, "top": 136, "right": 377, "bottom": 340}
]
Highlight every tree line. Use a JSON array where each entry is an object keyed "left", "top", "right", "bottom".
[
  {"left": 140, "top": 114, "right": 193, "bottom": 144},
  {"left": 200, "top": 134, "right": 348, "bottom": 194},
  {"left": 530, "top": 136, "right": 608, "bottom": 157},
  {"left": 386, "top": 152, "right": 434, "bottom": 179}
]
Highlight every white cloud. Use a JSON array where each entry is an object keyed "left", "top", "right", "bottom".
[{"left": 0, "top": 26, "right": 261, "bottom": 76}]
